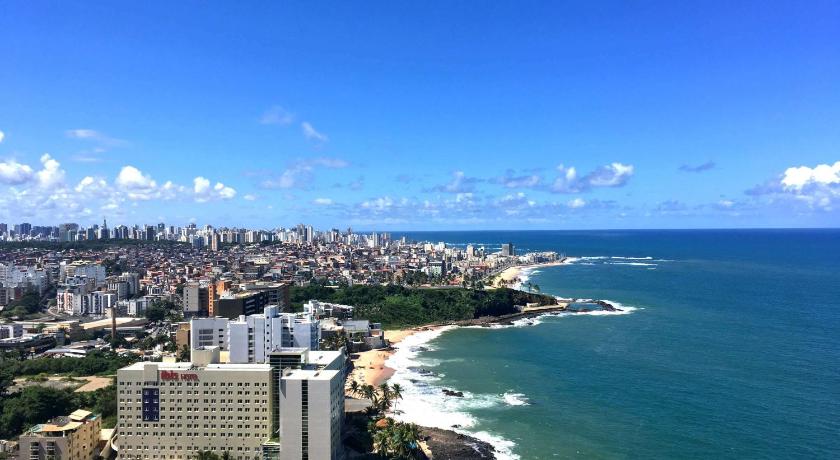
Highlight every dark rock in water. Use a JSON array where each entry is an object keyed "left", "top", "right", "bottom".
[
  {"left": 443, "top": 388, "right": 464, "bottom": 397},
  {"left": 421, "top": 426, "right": 496, "bottom": 459}
]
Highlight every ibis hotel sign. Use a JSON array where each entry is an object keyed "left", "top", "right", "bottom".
[{"left": 160, "top": 370, "right": 199, "bottom": 381}]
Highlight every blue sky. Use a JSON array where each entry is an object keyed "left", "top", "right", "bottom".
[{"left": 1, "top": 1, "right": 839, "bottom": 230}]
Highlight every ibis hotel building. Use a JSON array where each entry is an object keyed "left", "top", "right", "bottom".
[
  {"left": 116, "top": 349, "right": 272, "bottom": 460},
  {"left": 116, "top": 347, "right": 345, "bottom": 460}
]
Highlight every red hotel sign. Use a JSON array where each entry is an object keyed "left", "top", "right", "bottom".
[{"left": 160, "top": 370, "right": 199, "bottom": 381}]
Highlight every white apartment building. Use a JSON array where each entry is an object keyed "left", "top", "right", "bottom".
[
  {"left": 190, "top": 307, "right": 320, "bottom": 364},
  {"left": 278, "top": 369, "right": 344, "bottom": 460},
  {"left": 116, "top": 349, "right": 272, "bottom": 460},
  {"left": 190, "top": 317, "right": 229, "bottom": 350},
  {"left": 228, "top": 307, "right": 319, "bottom": 364},
  {"left": 0, "top": 264, "right": 49, "bottom": 293},
  {"left": 60, "top": 261, "right": 106, "bottom": 285}
]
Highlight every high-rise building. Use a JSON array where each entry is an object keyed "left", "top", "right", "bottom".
[
  {"left": 227, "top": 306, "right": 320, "bottom": 364},
  {"left": 278, "top": 369, "right": 344, "bottom": 460},
  {"left": 182, "top": 282, "right": 209, "bottom": 317},
  {"left": 501, "top": 242, "right": 515, "bottom": 257},
  {"left": 117, "top": 351, "right": 272, "bottom": 460}
]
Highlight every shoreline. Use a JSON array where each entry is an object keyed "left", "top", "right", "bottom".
[
  {"left": 365, "top": 257, "right": 631, "bottom": 460},
  {"left": 492, "top": 258, "right": 575, "bottom": 289}
]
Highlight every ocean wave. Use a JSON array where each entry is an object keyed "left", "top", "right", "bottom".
[
  {"left": 386, "top": 327, "right": 521, "bottom": 459},
  {"left": 607, "top": 262, "right": 657, "bottom": 267},
  {"left": 610, "top": 256, "right": 653, "bottom": 260},
  {"left": 503, "top": 392, "right": 530, "bottom": 406},
  {"left": 386, "top": 304, "right": 640, "bottom": 459},
  {"left": 470, "top": 431, "right": 520, "bottom": 460}
]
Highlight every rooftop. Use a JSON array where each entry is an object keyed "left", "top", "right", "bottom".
[
  {"left": 121, "top": 361, "right": 270, "bottom": 372},
  {"left": 282, "top": 369, "right": 340, "bottom": 381}
]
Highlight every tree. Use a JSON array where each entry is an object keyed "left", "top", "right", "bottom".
[
  {"left": 370, "top": 417, "right": 423, "bottom": 459},
  {"left": 178, "top": 344, "right": 191, "bottom": 362},
  {"left": 144, "top": 303, "right": 167, "bottom": 322},
  {"left": 391, "top": 383, "right": 404, "bottom": 414}
]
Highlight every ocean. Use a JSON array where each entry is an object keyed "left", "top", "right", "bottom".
[{"left": 386, "top": 230, "right": 840, "bottom": 459}]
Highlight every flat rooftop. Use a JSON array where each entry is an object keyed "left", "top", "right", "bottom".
[
  {"left": 121, "top": 362, "right": 270, "bottom": 371},
  {"left": 282, "top": 369, "right": 340, "bottom": 381}
]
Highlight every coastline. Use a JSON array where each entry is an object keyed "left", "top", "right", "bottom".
[
  {"left": 370, "top": 256, "right": 634, "bottom": 460},
  {"left": 347, "top": 328, "right": 440, "bottom": 390},
  {"left": 492, "top": 258, "right": 576, "bottom": 289}
]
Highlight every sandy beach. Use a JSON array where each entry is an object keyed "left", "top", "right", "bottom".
[
  {"left": 347, "top": 328, "right": 421, "bottom": 391},
  {"left": 492, "top": 258, "right": 572, "bottom": 289}
]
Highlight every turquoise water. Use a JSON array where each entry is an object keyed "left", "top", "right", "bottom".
[{"left": 390, "top": 230, "right": 840, "bottom": 459}]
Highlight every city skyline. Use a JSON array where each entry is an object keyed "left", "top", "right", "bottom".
[{"left": 1, "top": 2, "right": 839, "bottom": 230}]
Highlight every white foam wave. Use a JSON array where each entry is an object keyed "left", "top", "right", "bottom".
[
  {"left": 385, "top": 302, "right": 640, "bottom": 459},
  {"left": 386, "top": 326, "right": 521, "bottom": 459},
  {"left": 608, "top": 262, "right": 657, "bottom": 267},
  {"left": 470, "top": 431, "right": 520, "bottom": 460},
  {"left": 503, "top": 392, "right": 530, "bottom": 406},
  {"left": 610, "top": 256, "right": 653, "bottom": 260}
]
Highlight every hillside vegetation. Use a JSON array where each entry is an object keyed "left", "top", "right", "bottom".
[{"left": 291, "top": 284, "right": 557, "bottom": 328}]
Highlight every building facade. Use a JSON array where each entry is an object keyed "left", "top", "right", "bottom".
[
  {"left": 116, "top": 354, "right": 272, "bottom": 460},
  {"left": 18, "top": 409, "right": 101, "bottom": 460}
]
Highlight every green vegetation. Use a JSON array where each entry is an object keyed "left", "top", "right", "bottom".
[
  {"left": 144, "top": 299, "right": 183, "bottom": 322},
  {"left": 0, "top": 350, "right": 133, "bottom": 438},
  {"left": 346, "top": 382, "right": 422, "bottom": 459},
  {"left": 0, "top": 290, "right": 43, "bottom": 319},
  {"left": 0, "top": 349, "right": 138, "bottom": 379},
  {"left": 290, "top": 284, "right": 557, "bottom": 328},
  {"left": 0, "top": 380, "right": 118, "bottom": 438}
]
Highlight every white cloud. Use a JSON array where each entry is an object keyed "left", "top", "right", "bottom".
[
  {"left": 588, "top": 162, "right": 634, "bottom": 187},
  {"left": 259, "top": 157, "right": 349, "bottom": 189},
  {"left": 260, "top": 106, "right": 295, "bottom": 126},
  {"left": 301, "top": 121, "right": 328, "bottom": 143},
  {"left": 781, "top": 162, "right": 840, "bottom": 190},
  {"left": 116, "top": 165, "right": 157, "bottom": 190},
  {"left": 551, "top": 162, "right": 634, "bottom": 193},
  {"left": 0, "top": 130, "right": 5, "bottom": 143},
  {"left": 66, "top": 129, "right": 101, "bottom": 139},
  {"left": 36, "top": 154, "right": 65, "bottom": 188},
  {"left": 568, "top": 198, "right": 587, "bottom": 208},
  {"left": 193, "top": 176, "right": 211, "bottom": 195},
  {"left": 0, "top": 159, "right": 34, "bottom": 184},
  {"left": 243, "top": 194, "right": 257, "bottom": 201},
  {"left": 214, "top": 182, "right": 236, "bottom": 199},
  {"left": 75, "top": 176, "right": 108, "bottom": 194},
  {"left": 193, "top": 176, "right": 236, "bottom": 202},
  {"left": 313, "top": 198, "right": 334, "bottom": 205},
  {"left": 429, "top": 171, "right": 482, "bottom": 193}
]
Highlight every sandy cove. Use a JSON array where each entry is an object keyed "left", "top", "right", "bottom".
[
  {"left": 346, "top": 329, "right": 413, "bottom": 391},
  {"left": 492, "top": 258, "right": 573, "bottom": 288}
]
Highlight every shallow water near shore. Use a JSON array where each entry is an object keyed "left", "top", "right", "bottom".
[{"left": 390, "top": 229, "right": 840, "bottom": 459}]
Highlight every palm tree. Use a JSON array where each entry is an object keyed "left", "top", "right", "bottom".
[
  {"left": 532, "top": 284, "right": 541, "bottom": 294},
  {"left": 377, "top": 382, "right": 393, "bottom": 413},
  {"left": 369, "top": 417, "right": 423, "bottom": 459},
  {"left": 349, "top": 379, "right": 360, "bottom": 398},
  {"left": 391, "top": 383, "right": 404, "bottom": 414}
]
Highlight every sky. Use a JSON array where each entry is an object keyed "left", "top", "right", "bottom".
[{"left": 1, "top": 1, "right": 839, "bottom": 230}]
